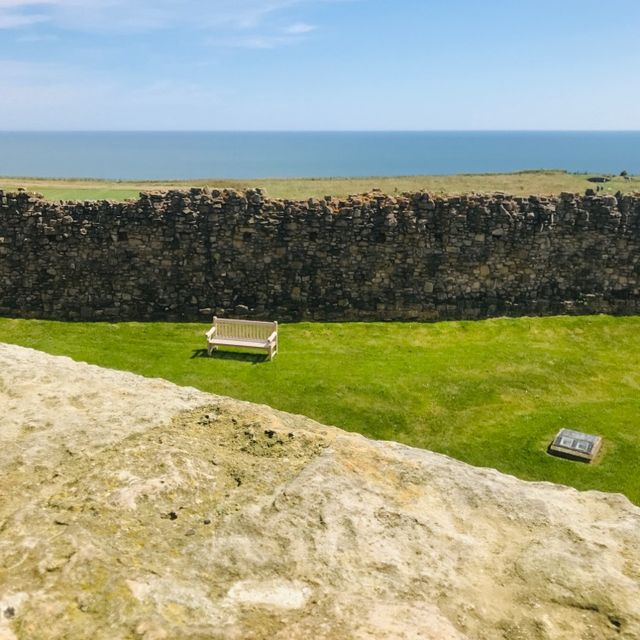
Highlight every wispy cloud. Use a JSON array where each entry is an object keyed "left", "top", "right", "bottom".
[
  {"left": 0, "top": 0, "right": 53, "bottom": 28},
  {"left": 0, "top": 0, "right": 330, "bottom": 32},
  {"left": 0, "top": 58, "right": 58, "bottom": 79},
  {"left": 0, "top": 1, "right": 346, "bottom": 128},
  {"left": 211, "top": 34, "right": 294, "bottom": 49},
  {"left": 0, "top": 58, "right": 233, "bottom": 129},
  {"left": 0, "top": 0, "right": 333, "bottom": 52},
  {"left": 0, "top": 12, "right": 45, "bottom": 27},
  {"left": 15, "top": 30, "right": 58, "bottom": 40},
  {"left": 0, "top": 0, "right": 56, "bottom": 7},
  {"left": 284, "top": 22, "right": 315, "bottom": 34},
  {"left": 209, "top": 19, "right": 318, "bottom": 49},
  {"left": 0, "top": 1, "right": 57, "bottom": 6}
]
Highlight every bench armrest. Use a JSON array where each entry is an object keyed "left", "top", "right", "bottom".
[
  {"left": 205, "top": 326, "right": 217, "bottom": 340},
  {"left": 267, "top": 330, "right": 278, "bottom": 343}
]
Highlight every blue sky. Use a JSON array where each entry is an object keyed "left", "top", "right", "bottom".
[{"left": 0, "top": 0, "right": 638, "bottom": 130}]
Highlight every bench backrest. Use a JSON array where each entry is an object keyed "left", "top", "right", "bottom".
[{"left": 213, "top": 317, "right": 277, "bottom": 341}]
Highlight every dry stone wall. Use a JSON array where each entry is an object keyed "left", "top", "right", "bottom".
[{"left": 1, "top": 188, "right": 639, "bottom": 322}]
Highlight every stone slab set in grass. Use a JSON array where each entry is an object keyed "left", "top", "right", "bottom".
[
  {"left": 1, "top": 343, "right": 639, "bottom": 640},
  {"left": 548, "top": 428, "right": 603, "bottom": 462},
  {"left": 1, "top": 188, "right": 639, "bottom": 322}
]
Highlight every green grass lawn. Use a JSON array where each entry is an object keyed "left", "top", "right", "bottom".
[
  {"left": 1, "top": 170, "right": 638, "bottom": 202},
  {"left": 1, "top": 315, "right": 639, "bottom": 504}
]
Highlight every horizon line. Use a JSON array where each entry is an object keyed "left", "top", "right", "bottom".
[{"left": 1, "top": 129, "right": 640, "bottom": 134}]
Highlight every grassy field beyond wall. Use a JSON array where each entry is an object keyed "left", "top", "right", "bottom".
[{"left": 1, "top": 170, "right": 639, "bottom": 201}]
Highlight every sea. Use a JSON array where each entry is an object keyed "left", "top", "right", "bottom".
[{"left": 0, "top": 131, "right": 638, "bottom": 180}]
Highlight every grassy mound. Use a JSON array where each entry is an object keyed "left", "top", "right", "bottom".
[{"left": 1, "top": 315, "right": 638, "bottom": 503}]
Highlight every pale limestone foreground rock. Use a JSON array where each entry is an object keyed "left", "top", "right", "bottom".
[
  {"left": 0, "top": 343, "right": 639, "bottom": 640},
  {"left": 0, "top": 343, "right": 211, "bottom": 469}
]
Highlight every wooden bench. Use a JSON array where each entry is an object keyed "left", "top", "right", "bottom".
[{"left": 205, "top": 317, "right": 278, "bottom": 360}]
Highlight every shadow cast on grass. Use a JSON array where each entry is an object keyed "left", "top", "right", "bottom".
[{"left": 190, "top": 348, "right": 268, "bottom": 364}]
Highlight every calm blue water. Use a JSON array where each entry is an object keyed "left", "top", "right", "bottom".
[{"left": 0, "top": 131, "right": 638, "bottom": 180}]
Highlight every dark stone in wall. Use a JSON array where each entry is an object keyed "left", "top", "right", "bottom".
[{"left": 1, "top": 188, "right": 639, "bottom": 322}]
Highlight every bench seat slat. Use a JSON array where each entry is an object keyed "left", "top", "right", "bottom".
[{"left": 210, "top": 337, "right": 270, "bottom": 348}]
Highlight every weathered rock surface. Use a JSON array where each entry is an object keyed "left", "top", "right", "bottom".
[{"left": 1, "top": 343, "right": 639, "bottom": 640}]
